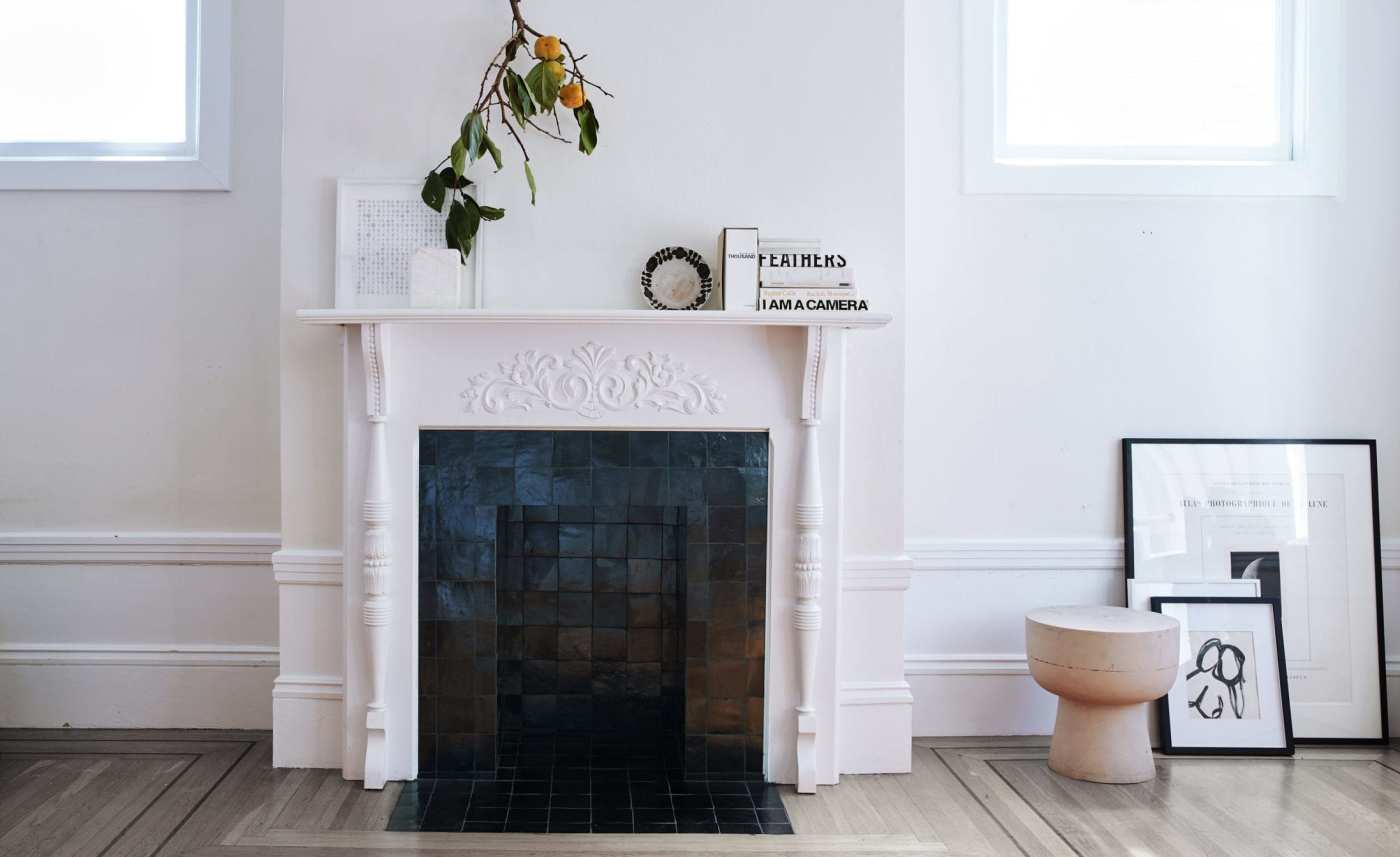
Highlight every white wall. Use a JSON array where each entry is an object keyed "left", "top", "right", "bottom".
[
  {"left": 0, "top": 2, "right": 284, "bottom": 727},
  {"left": 280, "top": 0, "right": 905, "bottom": 551},
  {"left": 278, "top": 0, "right": 907, "bottom": 766},
  {"left": 904, "top": 0, "right": 1400, "bottom": 735}
]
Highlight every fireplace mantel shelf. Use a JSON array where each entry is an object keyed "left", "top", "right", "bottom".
[{"left": 297, "top": 308, "right": 891, "bottom": 329}]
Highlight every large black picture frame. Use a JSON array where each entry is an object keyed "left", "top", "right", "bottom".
[{"left": 1123, "top": 437, "right": 1388, "bottom": 745}]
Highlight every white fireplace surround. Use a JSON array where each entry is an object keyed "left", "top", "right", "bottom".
[{"left": 287, "top": 308, "right": 898, "bottom": 793}]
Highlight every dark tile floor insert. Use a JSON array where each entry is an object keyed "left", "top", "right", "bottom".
[{"left": 386, "top": 733, "right": 791, "bottom": 834}]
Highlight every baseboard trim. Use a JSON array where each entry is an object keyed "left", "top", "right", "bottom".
[
  {"left": 0, "top": 532, "right": 280, "bottom": 565},
  {"left": 0, "top": 643, "right": 280, "bottom": 668},
  {"left": 272, "top": 548, "right": 344, "bottom": 586},
  {"left": 842, "top": 554, "right": 913, "bottom": 591},
  {"left": 906, "top": 653, "right": 1400, "bottom": 678},
  {"left": 273, "top": 673, "right": 345, "bottom": 700}
]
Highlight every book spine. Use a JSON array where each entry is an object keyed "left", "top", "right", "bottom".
[
  {"left": 719, "top": 227, "right": 759, "bottom": 312},
  {"left": 757, "top": 251, "right": 848, "bottom": 270},
  {"left": 759, "top": 287, "right": 859, "bottom": 300},
  {"left": 758, "top": 291, "right": 869, "bottom": 311},
  {"left": 759, "top": 267, "right": 855, "bottom": 287}
]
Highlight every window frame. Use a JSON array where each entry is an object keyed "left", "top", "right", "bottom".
[
  {"left": 0, "top": 0, "right": 231, "bottom": 191},
  {"left": 961, "top": 0, "right": 1343, "bottom": 196}
]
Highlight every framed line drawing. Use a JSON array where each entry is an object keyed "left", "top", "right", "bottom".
[
  {"left": 1151, "top": 596, "right": 1294, "bottom": 756},
  {"left": 1123, "top": 438, "right": 1387, "bottom": 743},
  {"left": 335, "top": 178, "right": 487, "bottom": 310}
]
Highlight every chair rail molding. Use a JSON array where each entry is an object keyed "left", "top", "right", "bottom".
[
  {"left": 906, "top": 537, "right": 1124, "bottom": 572},
  {"left": 273, "top": 548, "right": 345, "bottom": 586},
  {"left": 0, "top": 531, "right": 280, "bottom": 565},
  {"left": 842, "top": 554, "right": 913, "bottom": 591},
  {"left": 0, "top": 643, "right": 279, "bottom": 667}
]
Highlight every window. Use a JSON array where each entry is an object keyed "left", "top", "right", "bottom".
[
  {"left": 962, "top": 0, "right": 1342, "bottom": 195},
  {"left": 0, "top": 0, "right": 230, "bottom": 190}
]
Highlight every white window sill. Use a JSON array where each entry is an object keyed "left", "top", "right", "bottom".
[
  {"left": 962, "top": 158, "right": 1342, "bottom": 197},
  {"left": 0, "top": 156, "right": 230, "bottom": 192}
]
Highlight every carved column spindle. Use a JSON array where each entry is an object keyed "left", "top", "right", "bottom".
[
  {"left": 794, "top": 325, "right": 828, "bottom": 794},
  {"left": 360, "top": 323, "right": 391, "bottom": 790}
]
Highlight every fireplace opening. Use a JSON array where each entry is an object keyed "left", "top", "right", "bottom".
[
  {"left": 395, "top": 429, "right": 792, "bottom": 834},
  {"left": 494, "top": 503, "right": 688, "bottom": 778}
]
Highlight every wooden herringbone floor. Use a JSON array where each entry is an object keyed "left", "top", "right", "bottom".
[{"left": 2, "top": 731, "right": 1399, "bottom": 856}]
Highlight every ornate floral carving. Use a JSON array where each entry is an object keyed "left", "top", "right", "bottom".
[{"left": 461, "top": 341, "right": 724, "bottom": 419}]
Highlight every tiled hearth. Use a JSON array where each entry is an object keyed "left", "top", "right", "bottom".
[
  {"left": 400, "top": 428, "right": 788, "bottom": 833},
  {"left": 388, "top": 733, "right": 792, "bottom": 834}
]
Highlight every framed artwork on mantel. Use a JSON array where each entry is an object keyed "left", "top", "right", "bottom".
[
  {"left": 1122, "top": 438, "right": 1388, "bottom": 743},
  {"left": 334, "top": 178, "right": 487, "bottom": 310}
]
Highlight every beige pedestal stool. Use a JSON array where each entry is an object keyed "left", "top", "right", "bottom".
[{"left": 1026, "top": 606, "right": 1180, "bottom": 784}]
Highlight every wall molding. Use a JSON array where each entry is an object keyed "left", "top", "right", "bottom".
[
  {"left": 905, "top": 654, "right": 1031, "bottom": 676},
  {"left": 272, "top": 548, "right": 345, "bottom": 586},
  {"left": 0, "top": 643, "right": 279, "bottom": 668},
  {"left": 905, "top": 654, "right": 1400, "bottom": 679},
  {"left": 839, "top": 680, "right": 914, "bottom": 706},
  {"left": 907, "top": 537, "right": 1124, "bottom": 572},
  {"left": 842, "top": 554, "right": 913, "bottom": 591},
  {"left": 908, "top": 537, "right": 1400, "bottom": 573},
  {"left": 0, "top": 531, "right": 280, "bottom": 565},
  {"left": 273, "top": 673, "right": 345, "bottom": 700}
]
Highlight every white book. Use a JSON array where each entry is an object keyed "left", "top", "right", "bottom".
[
  {"left": 759, "top": 289, "right": 869, "bottom": 311},
  {"left": 759, "top": 266, "right": 855, "bottom": 287},
  {"left": 759, "top": 287, "right": 859, "bottom": 302},
  {"left": 717, "top": 227, "right": 759, "bottom": 311},
  {"left": 759, "top": 236, "right": 821, "bottom": 251}
]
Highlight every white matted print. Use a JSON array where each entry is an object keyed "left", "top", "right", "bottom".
[
  {"left": 335, "top": 179, "right": 486, "bottom": 309},
  {"left": 1126, "top": 579, "right": 1259, "bottom": 613},
  {"left": 1152, "top": 597, "right": 1293, "bottom": 755}
]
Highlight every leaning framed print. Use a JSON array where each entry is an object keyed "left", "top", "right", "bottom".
[
  {"left": 1151, "top": 596, "right": 1294, "bottom": 755},
  {"left": 1124, "top": 438, "right": 1388, "bottom": 743}
]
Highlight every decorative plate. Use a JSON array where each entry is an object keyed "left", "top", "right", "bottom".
[{"left": 641, "top": 246, "right": 712, "bottom": 310}]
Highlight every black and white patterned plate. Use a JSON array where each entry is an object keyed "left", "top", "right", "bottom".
[{"left": 641, "top": 246, "right": 712, "bottom": 310}]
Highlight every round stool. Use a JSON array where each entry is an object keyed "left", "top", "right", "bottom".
[{"left": 1026, "top": 606, "right": 1180, "bottom": 784}]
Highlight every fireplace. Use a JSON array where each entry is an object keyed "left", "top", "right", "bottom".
[
  {"left": 277, "top": 311, "right": 908, "bottom": 801},
  {"left": 416, "top": 429, "right": 769, "bottom": 780}
]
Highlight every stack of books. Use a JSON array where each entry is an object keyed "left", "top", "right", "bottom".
[{"left": 757, "top": 238, "right": 866, "bottom": 311}]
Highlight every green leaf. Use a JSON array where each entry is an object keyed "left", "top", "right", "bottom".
[
  {"left": 420, "top": 171, "right": 446, "bottom": 211},
  {"left": 523, "top": 160, "right": 537, "bottom": 205},
  {"left": 478, "top": 204, "right": 506, "bottom": 221},
  {"left": 573, "top": 101, "right": 599, "bottom": 155},
  {"left": 450, "top": 138, "right": 466, "bottom": 177},
  {"left": 506, "top": 69, "right": 536, "bottom": 125},
  {"left": 482, "top": 135, "right": 503, "bottom": 171},
  {"left": 439, "top": 166, "right": 471, "bottom": 189},
  {"left": 445, "top": 199, "right": 480, "bottom": 263},
  {"left": 462, "top": 110, "right": 486, "bottom": 162},
  {"left": 525, "top": 60, "right": 561, "bottom": 111}
]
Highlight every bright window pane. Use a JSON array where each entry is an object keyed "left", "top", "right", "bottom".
[
  {"left": 0, "top": 0, "right": 188, "bottom": 144},
  {"left": 1004, "top": 0, "right": 1283, "bottom": 148}
]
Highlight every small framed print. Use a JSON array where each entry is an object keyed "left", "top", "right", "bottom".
[
  {"left": 1123, "top": 438, "right": 1388, "bottom": 743},
  {"left": 1152, "top": 597, "right": 1294, "bottom": 756},
  {"left": 335, "top": 178, "right": 487, "bottom": 309}
]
